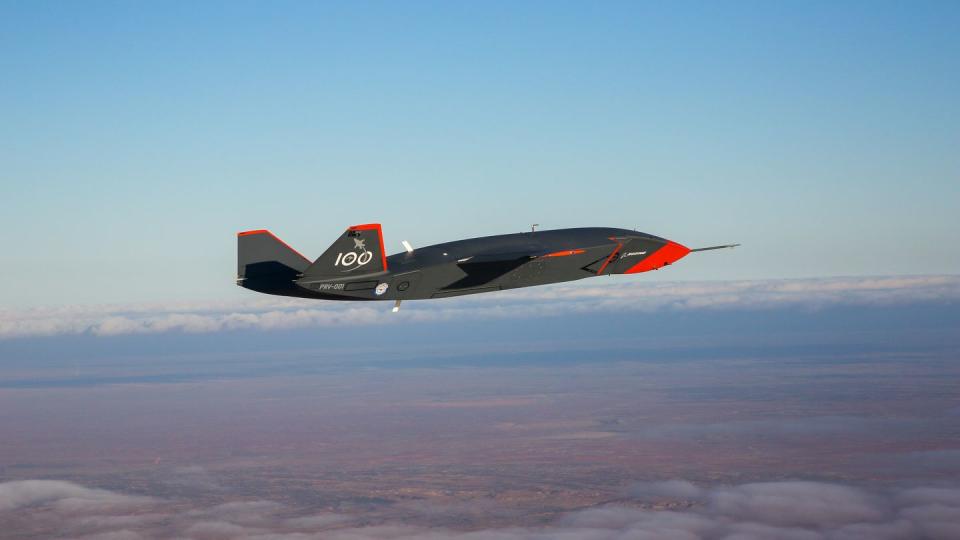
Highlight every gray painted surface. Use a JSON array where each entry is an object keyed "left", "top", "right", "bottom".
[{"left": 237, "top": 225, "right": 688, "bottom": 302}]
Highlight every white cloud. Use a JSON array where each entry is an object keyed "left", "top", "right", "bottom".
[
  {"left": 2, "top": 479, "right": 959, "bottom": 540},
  {"left": 0, "top": 480, "right": 153, "bottom": 512},
  {"left": 1, "top": 275, "right": 957, "bottom": 340},
  {"left": 705, "top": 481, "right": 886, "bottom": 528}
]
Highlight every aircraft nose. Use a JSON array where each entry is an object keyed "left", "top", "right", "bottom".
[{"left": 623, "top": 240, "right": 691, "bottom": 274}]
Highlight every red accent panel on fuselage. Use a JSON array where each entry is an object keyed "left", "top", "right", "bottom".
[
  {"left": 543, "top": 249, "right": 586, "bottom": 258},
  {"left": 595, "top": 240, "right": 624, "bottom": 275}
]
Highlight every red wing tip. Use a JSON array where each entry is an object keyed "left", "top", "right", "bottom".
[
  {"left": 238, "top": 229, "right": 271, "bottom": 237},
  {"left": 237, "top": 229, "right": 311, "bottom": 262}
]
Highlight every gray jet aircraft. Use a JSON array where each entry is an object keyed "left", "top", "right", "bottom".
[{"left": 237, "top": 224, "right": 736, "bottom": 311}]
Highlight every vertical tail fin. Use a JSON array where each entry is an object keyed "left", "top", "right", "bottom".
[
  {"left": 300, "top": 223, "right": 388, "bottom": 282},
  {"left": 237, "top": 230, "right": 312, "bottom": 293}
]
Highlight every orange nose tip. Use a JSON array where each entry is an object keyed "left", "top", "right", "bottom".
[{"left": 624, "top": 240, "right": 691, "bottom": 274}]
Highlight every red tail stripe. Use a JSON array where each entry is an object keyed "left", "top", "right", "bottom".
[
  {"left": 348, "top": 223, "right": 381, "bottom": 231},
  {"left": 347, "top": 223, "right": 388, "bottom": 271}
]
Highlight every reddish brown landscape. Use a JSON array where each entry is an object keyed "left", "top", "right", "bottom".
[{"left": 2, "top": 306, "right": 959, "bottom": 539}]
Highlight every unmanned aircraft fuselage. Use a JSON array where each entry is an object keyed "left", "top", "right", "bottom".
[{"left": 237, "top": 224, "right": 735, "bottom": 307}]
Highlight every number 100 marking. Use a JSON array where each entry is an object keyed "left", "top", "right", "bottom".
[{"left": 335, "top": 251, "right": 373, "bottom": 267}]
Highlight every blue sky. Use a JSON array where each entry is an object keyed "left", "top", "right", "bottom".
[{"left": 1, "top": 1, "right": 958, "bottom": 306}]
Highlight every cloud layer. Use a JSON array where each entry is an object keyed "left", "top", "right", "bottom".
[
  {"left": 1, "top": 275, "right": 957, "bottom": 339},
  {"left": 2, "top": 479, "right": 959, "bottom": 539}
]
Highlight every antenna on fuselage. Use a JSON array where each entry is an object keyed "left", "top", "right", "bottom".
[
  {"left": 401, "top": 240, "right": 414, "bottom": 253},
  {"left": 531, "top": 224, "right": 539, "bottom": 233}
]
